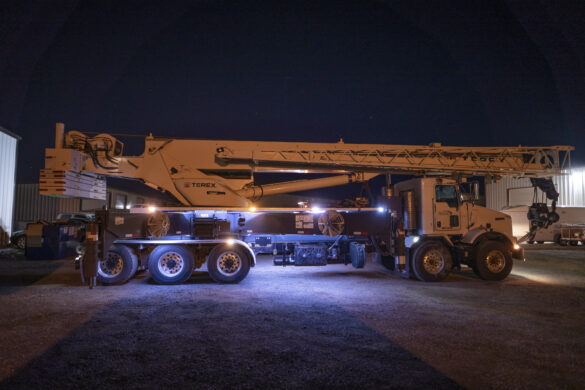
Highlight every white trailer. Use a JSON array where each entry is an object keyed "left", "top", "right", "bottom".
[{"left": 502, "top": 205, "right": 585, "bottom": 243}]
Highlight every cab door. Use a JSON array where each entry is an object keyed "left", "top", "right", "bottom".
[{"left": 433, "top": 184, "right": 461, "bottom": 232}]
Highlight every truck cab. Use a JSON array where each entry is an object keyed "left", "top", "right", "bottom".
[{"left": 392, "top": 177, "right": 523, "bottom": 281}]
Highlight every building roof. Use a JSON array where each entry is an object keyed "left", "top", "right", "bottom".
[{"left": 0, "top": 126, "right": 21, "bottom": 140}]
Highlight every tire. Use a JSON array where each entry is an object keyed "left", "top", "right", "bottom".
[
  {"left": 98, "top": 244, "right": 138, "bottom": 285},
  {"left": 15, "top": 235, "right": 26, "bottom": 249},
  {"left": 148, "top": 245, "right": 194, "bottom": 284},
  {"left": 207, "top": 244, "right": 250, "bottom": 283},
  {"left": 349, "top": 242, "right": 366, "bottom": 268},
  {"left": 411, "top": 240, "right": 452, "bottom": 282},
  {"left": 473, "top": 240, "right": 513, "bottom": 281}
]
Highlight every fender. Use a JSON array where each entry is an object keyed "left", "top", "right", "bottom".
[
  {"left": 405, "top": 234, "right": 454, "bottom": 249},
  {"left": 462, "top": 228, "right": 513, "bottom": 247},
  {"left": 233, "top": 240, "right": 257, "bottom": 267}
]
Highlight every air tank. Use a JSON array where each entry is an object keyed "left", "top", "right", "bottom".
[{"left": 403, "top": 190, "right": 417, "bottom": 234}]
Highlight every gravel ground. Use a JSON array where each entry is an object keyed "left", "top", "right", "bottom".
[{"left": 0, "top": 246, "right": 583, "bottom": 389}]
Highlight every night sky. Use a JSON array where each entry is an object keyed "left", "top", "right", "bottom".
[{"left": 1, "top": 0, "right": 584, "bottom": 185}]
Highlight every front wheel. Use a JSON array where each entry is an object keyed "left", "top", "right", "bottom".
[
  {"left": 148, "top": 245, "right": 194, "bottom": 285},
  {"left": 207, "top": 244, "right": 250, "bottom": 283},
  {"left": 411, "top": 240, "right": 452, "bottom": 282},
  {"left": 473, "top": 240, "right": 513, "bottom": 281}
]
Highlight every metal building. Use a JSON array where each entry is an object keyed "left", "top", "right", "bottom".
[
  {"left": 486, "top": 167, "right": 585, "bottom": 210},
  {"left": 0, "top": 126, "right": 20, "bottom": 240},
  {"left": 13, "top": 182, "right": 170, "bottom": 230},
  {"left": 13, "top": 184, "right": 81, "bottom": 230}
]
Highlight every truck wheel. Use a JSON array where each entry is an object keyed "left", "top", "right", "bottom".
[
  {"left": 207, "top": 244, "right": 250, "bottom": 283},
  {"left": 411, "top": 241, "right": 452, "bottom": 282},
  {"left": 148, "top": 245, "right": 194, "bottom": 284},
  {"left": 98, "top": 244, "right": 138, "bottom": 285},
  {"left": 473, "top": 241, "right": 513, "bottom": 281}
]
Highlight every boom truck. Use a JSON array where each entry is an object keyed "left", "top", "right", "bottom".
[{"left": 41, "top": 123, "right": 572, "bottom": 287}]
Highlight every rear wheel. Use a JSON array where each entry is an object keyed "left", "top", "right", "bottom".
[
  {"left": 473, "top": 240, "right": 513, "bottom": 281},
  {"left": 207, "top": 244, "right": 250, "bottom": 283},
  {"left": 148, "top": 245, "right": 194, "bottom": 284},
  {"left": 411, "top": 240, "right": 452, "bottom": 282},
  {"left": 98, "top": 244, "right": 138, "bottom": 285}
]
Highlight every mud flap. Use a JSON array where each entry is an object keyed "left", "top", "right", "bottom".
[{"left": 82, "top": 222, "right": 99, "bottom": 289}]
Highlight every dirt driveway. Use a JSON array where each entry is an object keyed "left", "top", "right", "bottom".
[{"left": 0, "top": 247, "right": 583, "bottom": 389}]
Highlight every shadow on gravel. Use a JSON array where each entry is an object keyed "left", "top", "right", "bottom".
[
  {"left": 1, "top": 296, "right": 461, "bottom": 389},
  {"left": 0, "top": 252, "right": 69, "bottom": 294}
]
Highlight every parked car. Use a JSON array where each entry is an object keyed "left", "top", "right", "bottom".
[
  {"left": 56, "top": 213, "right": 95, "bottom": 224},
  {"left": 10, "top": 213, "right": 94, "bottom": 249}
]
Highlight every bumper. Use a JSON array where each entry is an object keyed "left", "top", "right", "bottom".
[{"left": 512, "top": 246, "right": 525, "bottom": 261}]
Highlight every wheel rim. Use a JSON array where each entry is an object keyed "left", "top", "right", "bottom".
[
  {"left": 485, "top": 250, "right": 506, "bottom": 273},
  {"left": 216, "top": 251, "right": 242, "bottom": 277},
  {"left": 98, "top": 252, "right": 124, "bottom": 277},
  {"left": 422, "top": 249, "right": 444, "bottom": 275},
  {"left": 158, "top": 252, "right": 184, "bottom": 277}
]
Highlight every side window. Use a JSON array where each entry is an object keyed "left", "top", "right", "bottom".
[
  {"left": 435, "top": 185, "right": 458, "bottom": 203},
  {"left": 115, "top": 194, "right": 127, "bottom": 210}
]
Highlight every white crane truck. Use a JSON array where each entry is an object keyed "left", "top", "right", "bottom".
[{"left": 41, "top": 124, "right": 572, "bottom": 286}]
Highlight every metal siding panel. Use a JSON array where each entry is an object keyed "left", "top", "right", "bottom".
[
  {"left": 14, "top": 184, "right": 60, "bottom": 223},
  {"left": 486, "top": 177, "right": 532, "bottom": 210},
  {"left": 58, "top": 197, "right": 81, "bottom": 214},
  {"left": 554, "top": 167, "right": 585, "bottom": 206},
  {"left": 486, "top": 168, "right": 585, "bottom": 210},
  {"left": 0, "top": 132, "right": 17, "bottom": 236}
]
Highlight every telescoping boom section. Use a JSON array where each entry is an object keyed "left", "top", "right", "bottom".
[{"left": 39, "top": 123, "right": 573, "bottom": 287}]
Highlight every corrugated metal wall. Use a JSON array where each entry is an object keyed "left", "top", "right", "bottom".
[
  {"left": 0, "top": 130, "right": 18, "bottom": 236},
  {"left": 555, "top": 167, "right": 585, "bottom": 206},
  {"left": 14, "top": 184, "right": 80, "bottom": 226},
  {"left": 486, "top": 167, "right": 585, "bottom": 210},
  {"left": 14, "top": 183, "right": 163, "bottom": 229}
]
